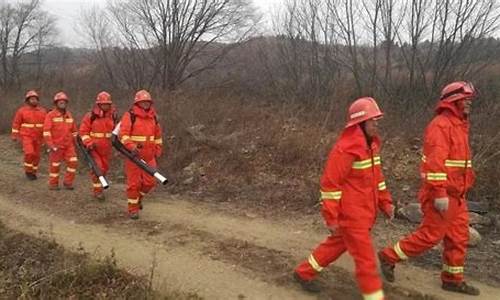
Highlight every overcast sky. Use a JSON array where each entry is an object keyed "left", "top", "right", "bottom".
[{"left": 43, "top": 0, "right": 282, "bottom": 47}]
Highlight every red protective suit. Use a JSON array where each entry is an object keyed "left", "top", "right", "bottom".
[
  {"left": 11, "top": 104, "right": 47, "bottom": 175},
  {"left": 79, "top": 106, "right": 116, "bottom": 195},
  {"left": 119, "top": 105, "right": 162, "bottom": 215},
  {"left": 380, "top": 101, "right": 474, "bottom": 283},
  {"left": 295, "top": 125, "right": 392, "bottom": 300},
  {"left": 43, "top": 109, "right": 78, "bottom": 188}
]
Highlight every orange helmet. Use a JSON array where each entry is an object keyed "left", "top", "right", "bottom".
[
  {"left": 440, "top": 81, "right": 476, "bottom": 103},
  {"left": 134, "top": 90, "right": 152, "bottom": 104},
  {"left": 346, "top": 97, "right": 383, "bottom": 128},
  {"left": 96, "top": 91, "right": 112, "bottom": 104},
  {"left": 53, "top": 91, "right": 69, "bottom": 103},
  {"left": 25, "top": 90, "right": 39, "bottom": 101}
]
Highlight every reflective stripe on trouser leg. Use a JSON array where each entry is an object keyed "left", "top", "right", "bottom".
[
  {"left": 49, "top": 161, "right": 60, "bottom": 187},
  {"left": 24, "top": 161, "right": 34, "bottom": 173},
  {"left": 63, "top": 154, "right": 78, "bottom": 186},
  {"left": 363, "top": 289, "right": 384, "bottom": 300},
  {"left": 343, "top": 227, "right": 383, "bottom": 295},
  {"left": 91, "top": 173, "right": 103, "bottom": 195},
  {"left": 381, "top": 200, "right": 449, "bottom": 265},
  {"left": 127, "top": 197, "right": 140, "bottom": 213},
  {"left": 22, "top": 138, "right": 36, "bottom": 174},
  {"left": 441, "top": 202, "right": 468, "bottom": 283},
  {"left": 126, "top": 160, "right": 142, "bottom": 214},
  {"left": 295, "top": 233, "right": 347, "bottom": 281},
  {"left": 32, "top": 141, "right": 41, "bottom": 174}
]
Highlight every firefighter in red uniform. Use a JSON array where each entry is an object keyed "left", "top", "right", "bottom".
[
  {"left": 11, "top": 90, "right": 47, "bottom": 180},
  {"left": 119, "top": 90, "right": 162, "bottom": 220},
  {"left": 79, "top": 91, "right": 116, "bottom": 200},
  {"left": 378, "top": 81, "right": 480, "bottom": 296},
  {"left": 43, "top": 92, "right": 78, "bottom": 190},
  {"left": 294, "top": 97, "right": 394, "bottom": 300}
]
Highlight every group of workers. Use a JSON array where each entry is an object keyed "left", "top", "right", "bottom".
[
  {"left": 11, "top": 80, "right": 480, "bottom": 299},
  {"left": 11, "top": 89, "right": 162, "bottom": 220},
  {"left": 293, "top": 81, "right": 480, "bottom": 299}
]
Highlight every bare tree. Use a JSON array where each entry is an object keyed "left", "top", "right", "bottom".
[
  {"left": 79, "top": 0, "right": 258, "bottom": 91},
  {"left": 0, "top": 0, "right": 54, "bottom": 88}
]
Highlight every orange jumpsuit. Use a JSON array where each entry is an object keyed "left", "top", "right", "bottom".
[
  {"left": 43, "top": 109, "right": 78, "bottom": 188},
  {"left": 11, "top": 105, "right": 47, "bottom": 175},
  {"left": 380, "top": 101, "right": 474, "bottom": 283},
  {"left": 118, "top": 105, "right": 162, "bottom": 214},
  {"left": 295, "top": 125, "right": 392, "bottom": 299},
  {"left": 79, "top": 107, "right": 116, "bottom": 195}
]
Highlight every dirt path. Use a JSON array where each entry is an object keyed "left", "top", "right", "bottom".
[{"left": 0, "top": 137, "right": 499, "bottom": 299}]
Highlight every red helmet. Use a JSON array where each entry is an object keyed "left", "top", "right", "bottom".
[
  {"left": 96, "top": 91, "right": 112, "bottom": 104},
  {"left": 346, "top": 97, "right": 384, "bottom": 128},
  {"left": 53, "top": 91, "right": 69, "bottom": 103},
  {"left": 440, "top": 81, "right": 476, "bottom": 103},
  {"left": 134, "top": 90, "right": 152, "bottom": 104},
  {"left": 25, "top": 90, "right": 39, "bottom": 101}
]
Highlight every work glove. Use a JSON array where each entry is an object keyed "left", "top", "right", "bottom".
[{"left": 434, "top": 197, "right": 449, "bottom": 213}]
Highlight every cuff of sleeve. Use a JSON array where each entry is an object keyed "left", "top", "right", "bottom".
[{"left": 433, "top": 188, "right": 448, "bottom": 199}]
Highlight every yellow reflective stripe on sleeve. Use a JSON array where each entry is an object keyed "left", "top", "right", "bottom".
[
  {"left": 43, "top": 131, "right": 51, "bottom": 137},
  {"left": 320, "top": 191, "right": 342, "bottom": 200},
  {"left": 65, "top": 118, "right": 74, "bottom": 123},
  {"left": 378, "top": 181, "right": 387, "bottom": 191},
  {"left": 445, "top": 159, "right": 472, "bottom": 168},
  {"left": 93, "top": 183, "right": 103, "bottom": 188},
  {"left": 49, "top": 173, "right": 59, "bottom": 178},
  {"left": 52, "top": 162, "right": 61, "bottom": 167},
  {"left": 66, "top": 167, "right": 76, "bottom": 173},
  {"left": 307, "top": 254, "right": 323, "bottom": 272},
  {"left": 12, "top": 128, "right": 19, "bottom": 133},
  {"left": 20, "top": 123, "right": 43, "bottom": 128},
  {"left": 121, "top": 135, "right": 130, "bottom": 143},
  {"left": 139, "top": 191, "right": 146, "bottom": 196},
  {"left": 352, "top": 158, "right": 372, "bottom": 169},
  {"left": 155, "top": 138, "right": 163, "bottom": 144},
  {"left": 442, "top": 264, "right": 464, "bottom": 274},
  {"left": 24, "top": 162, "right": 34, "bottom": 167},
  {"left": 52, "top": 117, "right": 64, "bottom": 122},
  {"left": 130, "top": 136, "right": 147, "bottom": 142},
  {"left": 32, "top": 166, "right": 38, "bottom": 170},
  {"left": 394, "top": 242, "right": 408, "bottom": 260},
  {"left": 363, "top": 289, "right": 384, "bottom": 300},
  {"left": 128, "top": 198, "right": 140, "bottom": 204},
  {"left": 90, "top": 132, "right": 112, "bottom": 138},
  {"left": 426, "top": 173, "right": 447, "bottom": 181},
  {"left": 69, "top": 157, "right": 78, "bottom": 162},
  {"left": 352, "top": 156, "right": 381, "bottom": 169},
  {"left": 130, "top": 136, "right": 155, "bottom": 142},
  {"left": 81, "top": 135, "right": 91, "bottom": 141}
]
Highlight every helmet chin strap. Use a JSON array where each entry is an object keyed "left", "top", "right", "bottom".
[{"left": 359, "top": 122, "right": 373, "bottom": 147}]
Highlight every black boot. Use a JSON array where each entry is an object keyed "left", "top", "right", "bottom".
[
  {"left": 442, "top": 281, "right": 480, "bottom": 296},
  {"left": 293, "top": 272, "right": 321, "bottom": 293},
  {"left": 25, "top": 173, "right": 36, "bottom": 181},
  {"left": 378, "top": 251, "right": 395, "bottom": 283}
]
